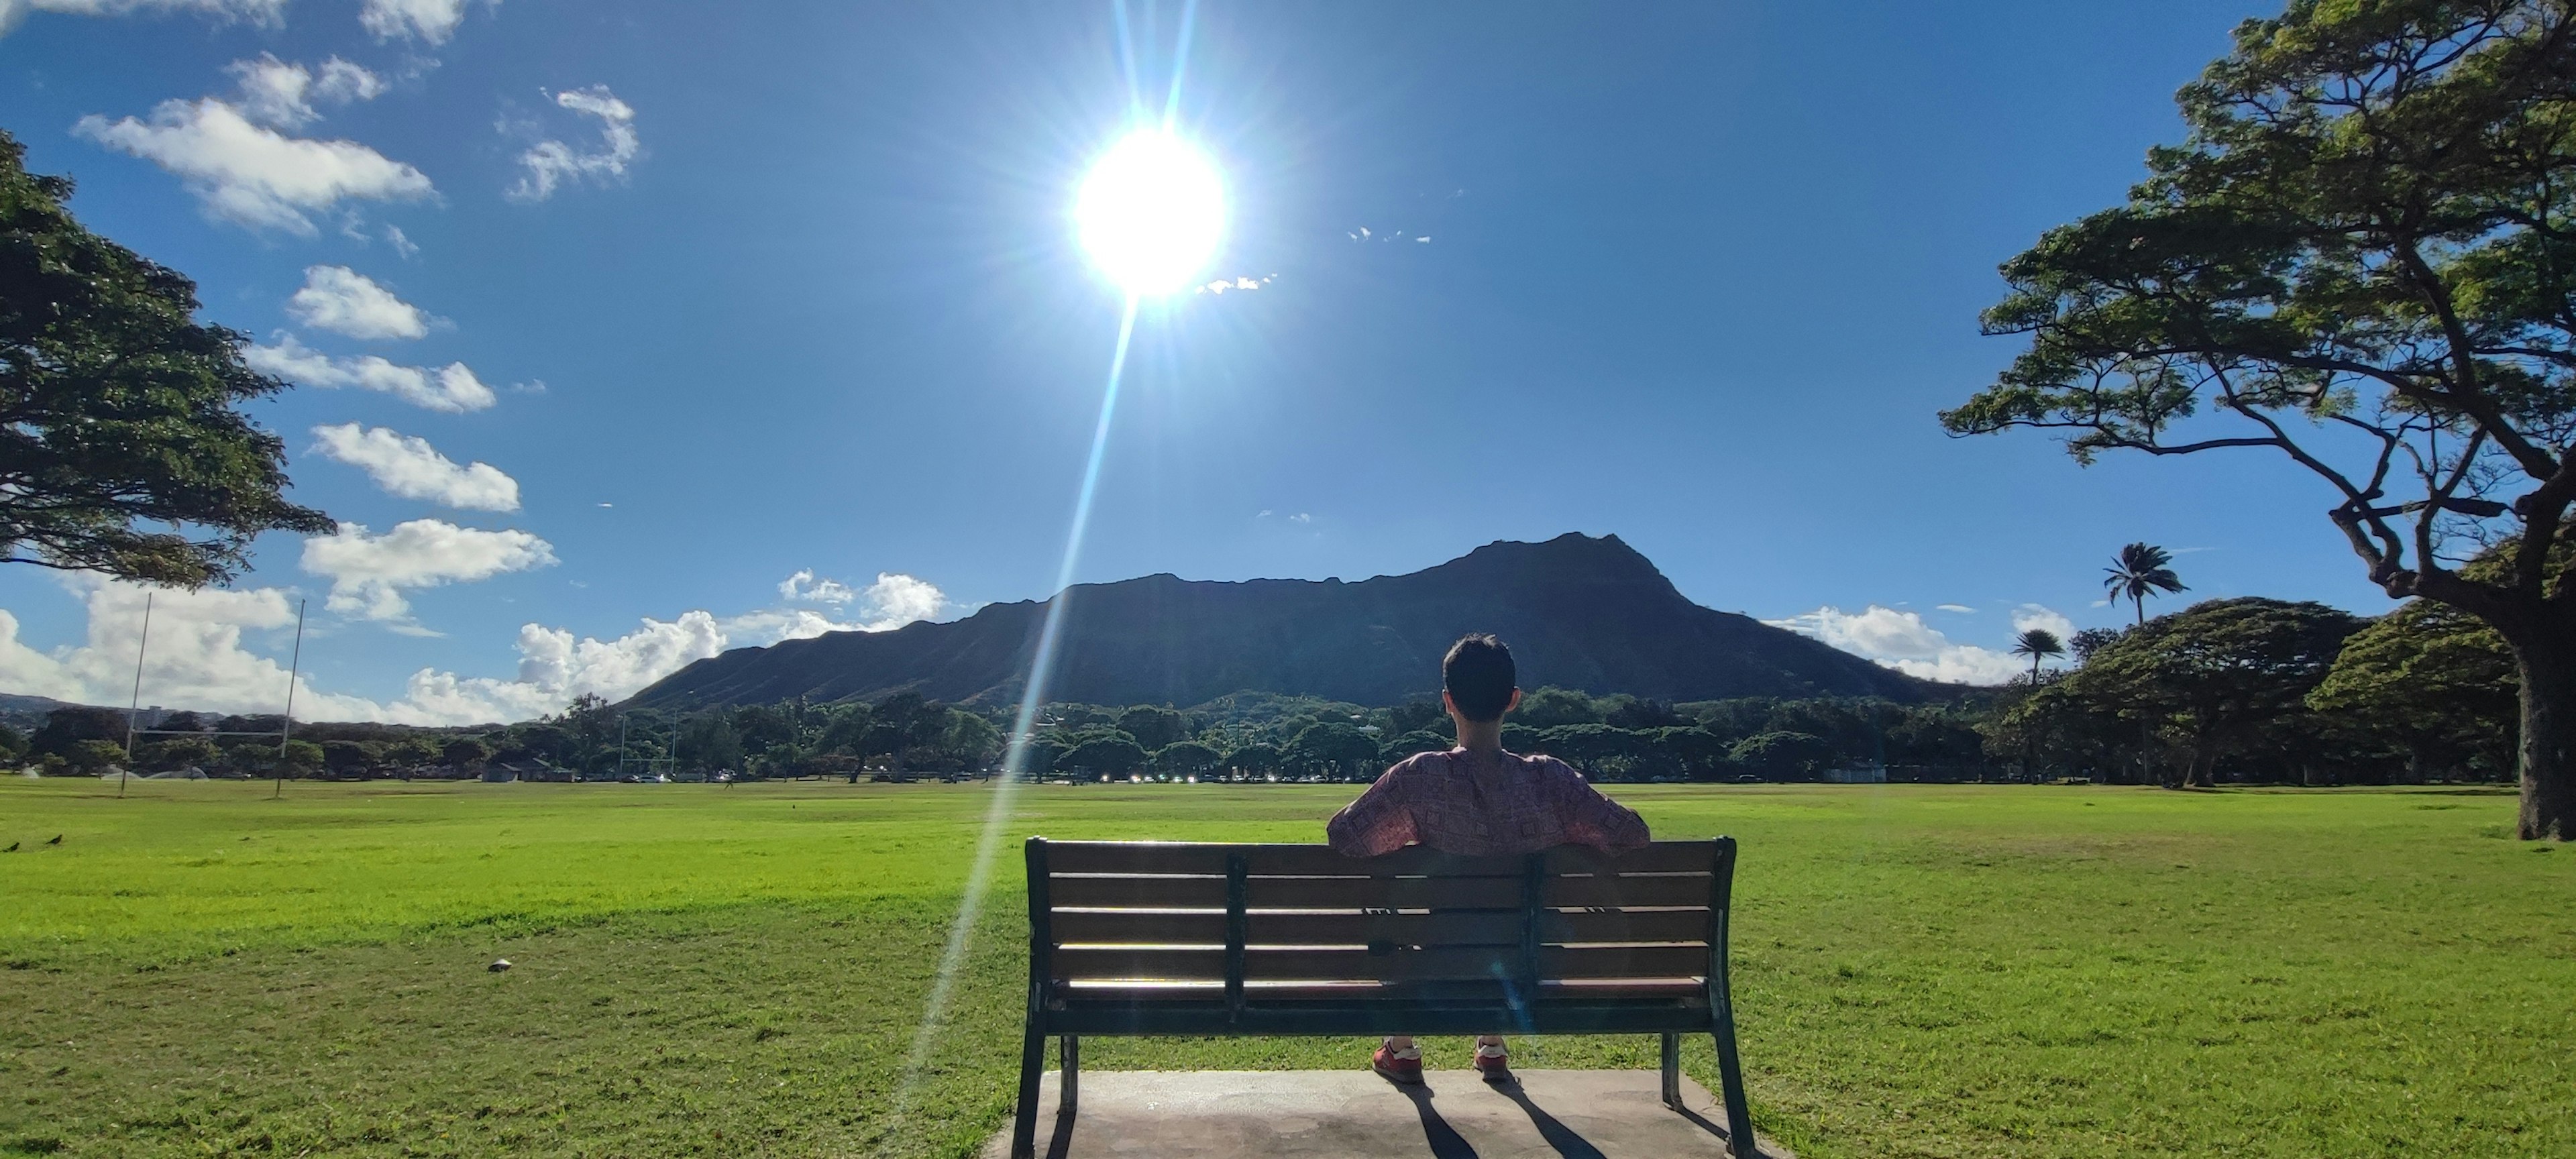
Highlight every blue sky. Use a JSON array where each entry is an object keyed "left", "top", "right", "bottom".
[{"left": 0, "top": 0, "right": 2378, "bottom": 722}]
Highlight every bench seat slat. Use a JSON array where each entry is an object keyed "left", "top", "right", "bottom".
[
  {"left": 1542, "top": 874, "right": 1712, "bottom": 907},
  {"left": 1053, "top": 907, "right": 1711, "bottom": 948},
  {"left": 1053, "top": 943, "right": 1708, "bottom": 984},
  {"left": 1059, "top": 977, "right": 1713, "bottom": 1002},
  {"left": 1049, "top": 874, "right": 1230, "bottom": 908},
  {"left": 1244, "top": 874, "right": 1527, "bottom": 909},
  {"left": 1044, "top": 840, "right": 1715, "bottom": 877},
  {"left": 1049, "top": 842, "right": 1523, "bottom": 877}
]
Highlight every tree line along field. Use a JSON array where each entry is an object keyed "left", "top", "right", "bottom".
[
  {"left": 2, "top": 779, "right": 2569, "bottom": 1158},
  {"left": 9, "top": 592, "right": 2528, "bottom": 795}
]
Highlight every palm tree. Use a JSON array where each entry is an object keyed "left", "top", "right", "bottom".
[
  {"left": 2103, "top": 542, "right": 2188, "bottom": 626},
  {"left": 2010, "top": 628, "right": 2065, "bottom": 684},
  {"left": 2008, "top": 628, "right": 2067, "bottom": 781}
]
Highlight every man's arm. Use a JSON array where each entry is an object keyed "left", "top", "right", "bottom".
[
  {"left": 1326, "top": 764, "right": 1415, "bottom": 857},
  {"left": 1547, "top": 761, "right": 1650, "bottom": 851}
]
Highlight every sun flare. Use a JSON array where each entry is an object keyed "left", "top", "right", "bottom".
[{"left": 1076, "top": 130, "right": 1225, "bottom": 296}]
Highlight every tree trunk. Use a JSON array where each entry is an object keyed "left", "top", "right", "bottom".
[{"left": 2516, "top": 638, "right": 2576, "bottom": 840}]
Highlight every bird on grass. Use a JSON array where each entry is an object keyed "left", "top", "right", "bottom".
[
  {"left": 44, "top": 834, "right": 60, "bottom": 845},
  {"left": 3, "top": 842, "right": 17, "bottom": 852}
]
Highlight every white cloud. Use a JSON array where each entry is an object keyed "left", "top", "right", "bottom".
[
  {"left": 360, "top": 0, "right": 474, "bottom": 44},
  {"left": 0, "top": 565, "right": 958, "bottom": 726},
  {"left": 1935, "top": 604, "right": 1976, "bottom": 614},
  {"left": 246, "top": 335, "right": 496, "bottom": 412},
  {"left": 1415, "top": 236, "right": 1431, "bottom": 243},
  {"left": 309, "top": 424, "right": 519, "bottom": 511},
  {"left": 1193, "top": 274, "right": 1275, "bottom": 295},
  {"left": 717, "top": 608, "right": 850, "bottom": 647},
  {"left": 73, "top": 98, "right": 431, "bottom": 235},
  {"left": 0, "top": 577, "right": 388, "bottom": 721},
  {"left": 2011, "top": 604, "right": 2078, "bottom": 641},
  {"left": 0, "top": 0, "right": 283, "bottom": 37},
  {"left": 395, "top": 613, "right": 723, "bottom": 724},
  {"left": 732, "top": 571, "right": 950, "bottom": 644},
  {"left": 301, "top": 519, "right": 555, "bottom": 626},
  {"left": 1764, "top": 604, "right": 2030, "bottom": 685},
  {"left": 1289, "top": 512, "right": 1313, "bottom": 524},
  {"left": 382, "top": 223, "right": 418, "bottom": 258},
  {"left": 778, "top": 569, "right": 856, "bottom": 606},
  {"left": 506, "top": 85, "right": 638, "bottom": 202},
  {"left": 225, "top": 54, "right": 384, "bottom": 128},
  {"left": 288, "top": 265, "right": 431, "bottom": 339},
  {"left": 857, "top": 572, "right": 945, "bottom": 629}
]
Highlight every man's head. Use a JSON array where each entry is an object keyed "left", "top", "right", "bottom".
[{"left": 1441, "top": 634, "right": 1519, "bottom": 724}]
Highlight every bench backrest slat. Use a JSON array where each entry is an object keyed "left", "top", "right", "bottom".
[{"left": 1028, "top": 838, "right": 1731, "bottom": 995}]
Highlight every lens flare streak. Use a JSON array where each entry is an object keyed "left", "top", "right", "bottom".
[{"left": 882, "top": 300, "right": 1140, "bottom": 1140}]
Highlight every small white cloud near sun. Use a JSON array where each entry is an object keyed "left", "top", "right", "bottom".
[{"left": 1076, "top": 129, "right": 1224, "bottom": 296}]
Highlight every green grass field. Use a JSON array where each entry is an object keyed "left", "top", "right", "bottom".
[{"left": 1, "top": 779, "right": 2568, "bottom": 1158}]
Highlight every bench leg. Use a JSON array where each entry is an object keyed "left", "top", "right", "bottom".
[
  {"left": 1061, "top": 1034, "right": 1080, "bottom": 1118},
  {"left": 1660, "top": 1032, "right": 1681, "bottom": 1110},
  {"left": 1711, "top": 1015, "right": 1756, "bottom": 1158},
  {"left": 1011, "top": 1017, "right": 1045, "bottom": 1159}
]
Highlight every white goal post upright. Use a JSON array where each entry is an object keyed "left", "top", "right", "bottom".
[{"left": 109, "top": 594, "right": 307, "bottom": 797}]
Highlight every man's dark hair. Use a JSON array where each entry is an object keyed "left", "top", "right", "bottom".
[{"left": 1442, "top": 634, "right": 1516, "bottom": 722}]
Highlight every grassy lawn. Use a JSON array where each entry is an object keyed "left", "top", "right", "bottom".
[{"left": 0, "top": 779, "right": 2567, "bottom": 1158}]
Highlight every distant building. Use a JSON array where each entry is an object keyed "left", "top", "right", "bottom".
[{"left": 1823, "top": 762, "right": 1888, "bottom": 784}]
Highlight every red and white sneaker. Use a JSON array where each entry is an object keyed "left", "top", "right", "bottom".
[
  {"left": 1473, "top": 1041, "right": 1512, "bottom": 1084},
  {"left": 1371, "top": 1042, "right": 1424, "bottom": 1085}
]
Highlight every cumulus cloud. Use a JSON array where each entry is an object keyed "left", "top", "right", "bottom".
[
  {"left": 778, "top": 568, "right": 856, "bottom": 606},
  {"left": 246, "top": 335, "right": 496, "bottom": 412},
  {"left": 360, "top": 0, "right": 474, "bottom": 44},
  {"left": 309, "top": 424, "right": 519, "bottom": 511},
  {"left": 73, "top": 98, "right": 431, "bottom": 235},
  {"left": 395, "top": 613, "right": 722, "bottom": 724},
  {"left": 730, "top": 571, "right": 950, "bottom": 644},
  {"left": 857, "top": 572, "right": 946, "bottom": 628},
  {"left": 2012, "top": 604, "right": 2078, "bottom": 641},
  {"left": 0, "top": 0, "right": 283, "bottom": 36},
  {"left": 301, "top": 519, "right": 555, "bottom": 627},
  {"left": 0, "top": 577, "right": 723, "bottom": 726},
  {"left": 288, "top": 265, "right": 431, "bottom": 339},
  {"left": 0, "top": 577, "right": 387, "bottom": 721},
  {"left": 226, "top": 54, "right": 384, "bottom": 128},
  {"left": 506, "top": 86, "right": 638, "bottom": 201},
  {"left": 1764, "top": 604, "right": 2073, "bottom": 685},
  {"left": 0, "top": 564, "right": 960, "bottom": 726}
]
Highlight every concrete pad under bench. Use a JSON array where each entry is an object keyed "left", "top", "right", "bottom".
[{"left": 981, "top": 1068, "right": 1792, "bottom": 1159}]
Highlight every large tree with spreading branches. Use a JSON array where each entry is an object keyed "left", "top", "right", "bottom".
[
  {"left": 1, "top": 129, "right": 329, "bottom": 587},
  {"left": 1943, "top": 1, "right": 2576, "bottom": 838}
]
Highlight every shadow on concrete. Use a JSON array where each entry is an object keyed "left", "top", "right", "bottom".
[
  {"left": 1668, "top": 1099, "right": 1762, "bottom": 1158},
  {"left": 1494, "top": 1080, "right": 1609, "bottom": 1159},
  {"left": 1393, "top": 1082, "right": 1479, "bottom": 1159},
  {"left": 1037, "top": 1098, "right": 1078, "bottom": 1159}
]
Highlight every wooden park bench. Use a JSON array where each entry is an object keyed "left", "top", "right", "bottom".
[{"left": 1011, "top": 837, "right": 1757, "bottom": 1158}]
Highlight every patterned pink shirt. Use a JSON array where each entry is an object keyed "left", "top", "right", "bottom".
[{"left": 1326, "top": 747, "right": 1651, "bottom": 858}]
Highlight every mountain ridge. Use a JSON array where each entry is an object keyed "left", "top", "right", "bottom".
[{"left": 626, "top": 533, "right": 1935, "bottom": 710}]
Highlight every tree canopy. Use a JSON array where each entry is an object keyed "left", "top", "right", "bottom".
[
  {"left": 0, "top": 130, "right": 329, "bottom": 586},
  {"left": 1941, "top": 1, "right": 2576, "bottom": 834}
]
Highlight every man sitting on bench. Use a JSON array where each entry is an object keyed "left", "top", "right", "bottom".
[{"left": 1326, "top": 632, "right": 1651, "bottom": 1085}]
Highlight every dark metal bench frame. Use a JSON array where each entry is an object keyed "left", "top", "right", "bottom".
[{"left": 1011, "top": 836, "right": 1756, "bottom": 1158}]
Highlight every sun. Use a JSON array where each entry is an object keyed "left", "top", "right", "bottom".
[{"left": 1076, "top": 129, "right": 1225, "bottom": 297}]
